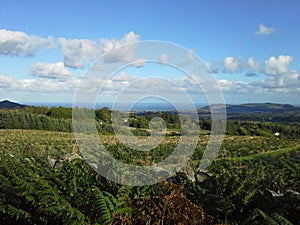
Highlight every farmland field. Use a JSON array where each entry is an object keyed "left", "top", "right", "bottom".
[{"left": 2, "top": 128, "right": 299, "bottom": 165}]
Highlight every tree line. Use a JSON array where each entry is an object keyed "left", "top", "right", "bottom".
[
  {"left": 0, "top": 110, "right": 71, "bottom": 132},
  {"left": 1, "top": 107, "right": 300, "bottom": 139}
]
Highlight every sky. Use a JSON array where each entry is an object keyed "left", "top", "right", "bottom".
[{"left": 0, "top": 0, "right": 300, "bottom": 106}]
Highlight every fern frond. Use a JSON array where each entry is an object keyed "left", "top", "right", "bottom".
[
  {"left": 93, "top": 187, "right": 113, "bottom": 225},
  {"left": 5, "top": 204, "right": 32, "bottom": 221},
  {"left": 271, "top": 213, "right": 293, "bottom": 225},
  {"left": 243, "top": 208, "right": 280, "bottom": 225},
  {"left": 243, "top": 189, "right": 257, "bottom": 205}
]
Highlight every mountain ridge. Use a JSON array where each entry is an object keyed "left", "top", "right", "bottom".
[
  {"left": 0, "top": 100, "right": 29, "bottom": 109},
  {"left": 201, "top": 102, "right": 300, "bottom": 114},
  {"left": 1, "top": 100, "right": 300, "bottom": 113}
]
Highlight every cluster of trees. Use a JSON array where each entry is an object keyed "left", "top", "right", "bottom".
[
  {"left": 225, "top": 120, "right": 300, "bottom": 138},
  {"left": 0, "top": 111, "right": 71, "bottom": 132},
  {"left": 0, "top": 107, "right": 183, "bottom": 133},
  {"left": 23, "top": 106, "right": 72, "bottom": 120},
  {"left": 95, "top": 109, "right": 182, "bottom": 130}
]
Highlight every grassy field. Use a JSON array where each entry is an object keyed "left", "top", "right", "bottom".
[{"left": 1, "top": 129, "right": 299, "bottom": 164}]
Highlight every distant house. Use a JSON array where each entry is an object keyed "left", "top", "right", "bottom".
[{"left": 274, "top": 132, "right": 280, "bottom": 137}]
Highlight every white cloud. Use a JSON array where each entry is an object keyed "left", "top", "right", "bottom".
[
  {"left": 29, "top": 62, "right": 72, "bottom": 79},
  {"left": 256, "top": 24, "right": 275, "bottom": 36},
  {"left": 112, "top": 72, "right": 136, "bottom": 81},
  {"left": 101, "top": 31, "right": 139, "bottom": 53},
  {"left": 186, "top": 49, "right": 195, "bottom": 62},
  {"left": 77, "top": 77, "right": 130, "bottom": 94},
  {"left": 205, "top": 61, "right": 219, "bottom": 73},
  {"left": 221, "top": 56, "right": 259, "bottom": 74},
  {"left": 1, "top": 27, "right": 299, "bottom": 103},
  {"left": 89, "top": 62, "right": 103, "bottom": 71},
  {"left": 101, "top": 31, "right": 140, "bottom": 63},
  {"left": 174, "top": 74, "right": 222, "bottom": 95},
  {"left": 219, "top": 79, "right": 249, "bottom": 92},
  {"left": 223, "top": 57, "right": 241, "bottom": 73},
  {"left": 176, "top": 49, "right": 195, "bottom": 66},
  {"left": 125, "top": 77, "right": 184, "bottom": 94},
  {"left": 0, "top": 29, "right": 55, "bottom": 57},
  {"left": 218, "top": 70, "right": 300, "bottom": 96},
  {"left": 0, "top": 75, "right": 14, "bottom": 88},
  {"left": 255, "top": 72, "right": 299, "bottom": 89},
  {"left": 58, "top": 38, "right": 100, "bottom": 68},
  {"left": 0, "top": 29, "right": 140, "bottom": 68},
  {"left": 216, "top": 55, "right": 299, "bottom": 94},
  {"left": 159, "top": 53, "right": 168, "bottom": 64},
  {"left": 0, "top": 75, "right": 78, "bottom": 93},
  {"left": 242, "top": 57, "right": 260, "bottom": 71},
  {"left": 264, "top": 55, "right": 293, "bottom": 75},
  {"left": 15, "top": 78, "right": 79, "bottom": 92},
  {"left": 131, "top": 58, "right": 146, "bottom": 68}
]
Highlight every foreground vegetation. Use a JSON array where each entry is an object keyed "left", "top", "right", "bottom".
[
  {"left": 0, "top": 106, "right": 300, "bottom": 224},
  {"left": 0, "top": 128, "right": 299, "bottom": 224}
]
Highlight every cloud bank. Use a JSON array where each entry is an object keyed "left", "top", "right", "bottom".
[
  {"left": 0, "top": 29, "right": 55, "bottom": 57},
  {"left": 0, "top": 29, "right": 299, "bottom": 103}
]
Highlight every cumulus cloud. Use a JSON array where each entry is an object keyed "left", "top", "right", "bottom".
[
  {"left": 186, "top": 49, "right": 195, "bottom": 62},
  {"left": 221, "top": 56, "right": 260, "bottom": 74},
  {"left": 256, "top": 24, "right": 275, "bottom": 36},
  {"left": 0, "top": 75, "right": 79, "bottom": 93},
  {"left": 219, "top": 79, "right": 249, "bottom": 92},
  {"left": 242, "top": 57, "right": 260, "bottom": 71},
  {"left": 89, "top": 62, "right": 103, "bottom": 71},
  {"left": 58, "top": 31, "right": 140, "bottom": 68},
  {"left": 264, "top": 55, "right": 293, "bottom": 75},
  {"left": 218, "top": 70, "right": 300, "bottom": 95},
  {"left": 78, "top": 77, "right": 130, "bottom": 94},
  {"left": 177, "top": 49, "right": 196, "bottom": 66},
  {"left": 223, "top": 57, "right": 241, "bottom": 73},
  {"left": 101, "top": 31, "right": 140, "bottom": 63},
  {"left": 29, "top": 62, "right": 72, "bottom": 79},
  {"left": 255, "top": 72, "right": 300, "bottom": 89},
  {"left": 131, "top": 58, "right": 146, "bottom": 68},
  {"left": 112, "top": 72, "right": 136, "bottom": 81},
  {"left": 205, "top": 61, "right": 219, "bottom": 73},
  {"left": 0, "top": 75, "right": 14, "bottom": 89},
  {"left": 16, "top": 78, "right": 79, "bottom": 92},
  {"left": 58, "top": 38, "right": 100, "bottom": 68},
  {"left": 0, "top": 29, "right": 55, "bottom": 57},
  {"left": 101, "top": 31, "right": 139, "bottom": 54},
  {"left": 124, "top": 77, "right": 185, "bottom": 94},
  {"left": 159, "top": 53, "right": 168, "bottom": 64},
  {"left": 216, "top": 54, "right": 299, "bottom": 94},
  {"left": 0, "top": 29, "right": 140, "bottom": 69}
]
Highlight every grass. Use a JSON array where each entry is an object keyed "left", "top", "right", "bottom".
[
  {"left": 1, "top": 129, "right": 299, "bottom": 165},
  {"left": 227, "top": 144, "right": 300, "bottom": 162},
  {"left": 0, "top": 129, "right": 76, "bottom": 158}
]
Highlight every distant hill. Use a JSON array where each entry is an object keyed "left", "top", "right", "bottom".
[
  {"left": 201, "top": 103, "right": 300, "bottom": 114},
  {"left": 0, "top": 100, "right": 29, "bottom": 109}
]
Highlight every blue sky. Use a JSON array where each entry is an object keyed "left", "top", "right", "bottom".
[{"left": 0, "top": 0, "right": 299, "bottom": 105}]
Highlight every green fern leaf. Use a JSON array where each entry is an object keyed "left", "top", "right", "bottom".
[{"left": 271, "top": 213, "right": 293, "bottom": 225}]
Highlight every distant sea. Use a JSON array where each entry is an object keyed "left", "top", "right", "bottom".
[{"left": 25, "top": 102, "right": 207, "bottom": 111}]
